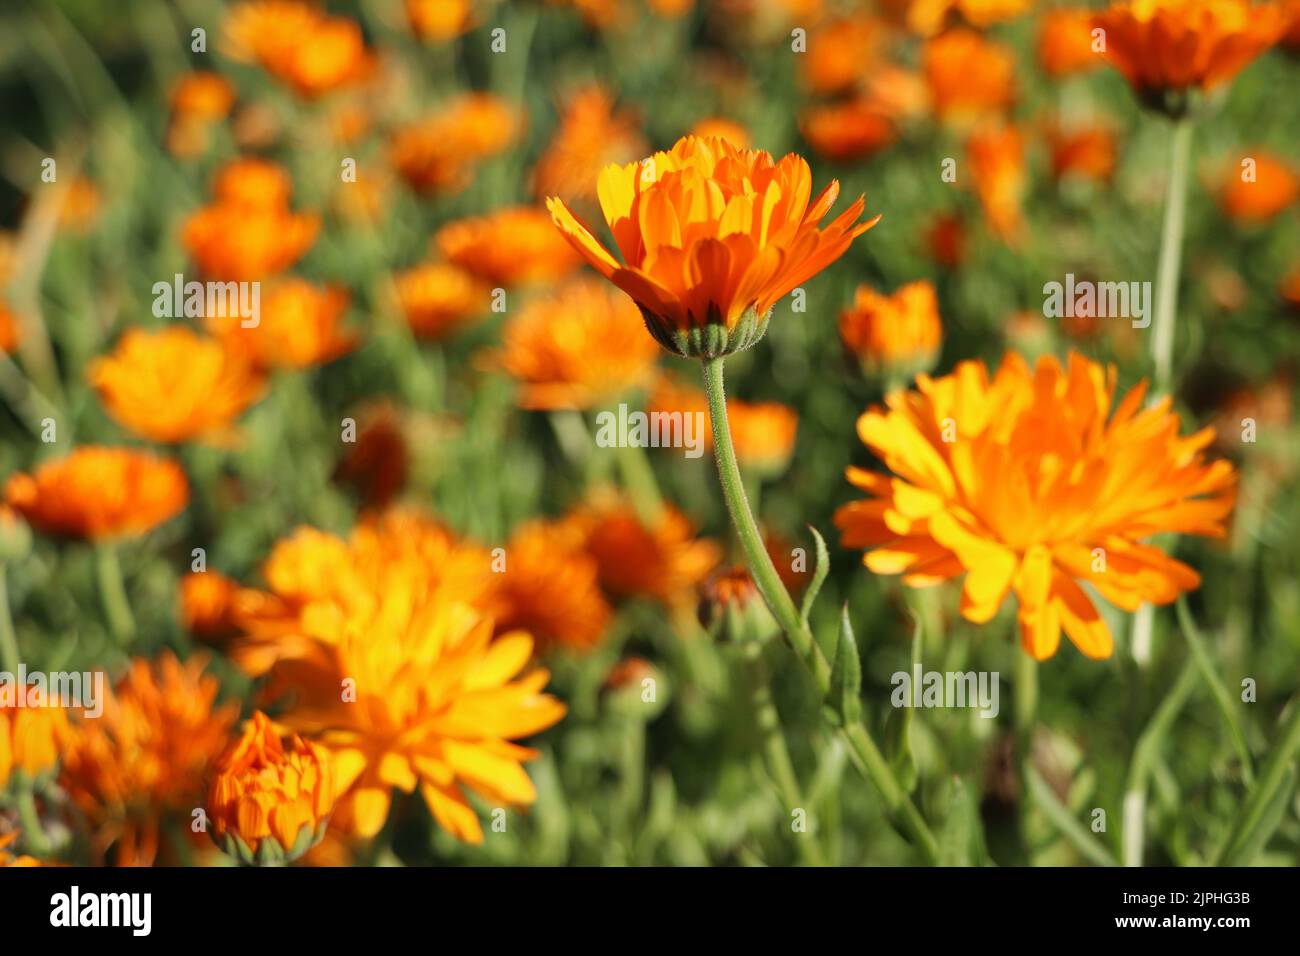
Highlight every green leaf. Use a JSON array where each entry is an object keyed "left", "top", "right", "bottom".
[
  {"left": 825, "top": 605, "right": 862, "bottom": 727},
  {"left": 1176, "top": 596, "right": 1254, "bottom": 785},
  {"left": 1219, "top": 766, "right": 1295, "bottom": 867},
  {"left": 799, "top": 525, "right": 830, "bottom": 627},
  {"left": 938, "top": 777, "right": 989, "bottom": 867}
]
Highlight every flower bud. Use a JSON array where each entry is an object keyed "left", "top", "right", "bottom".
[{"left": 698, "top": 567, "right": 778, "bottom": 645}]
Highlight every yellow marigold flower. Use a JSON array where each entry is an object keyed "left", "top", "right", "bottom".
[
  {"left": 834, "top": 352, "right": 1238, "bottom": 660},
  {"left": 1218, "top": 150, "right": 1299, "bottom": 223},
  {"left": 60, "top": 653, "right": 237, "bottom": 865},
  {"left": 923, "top": 29, "right": 1017, "bottom": 125},
  {"left": 249, "top": 562, "right": 565, "bottom": 842},
  {"left": 573, "top": 494, "right": 722, "bottom": 605},
  {"left": 1038, "top": 10, "right": 1105, "bottom": 77},
  {"left": 688, "top": 117, "right": 752, "bottom": 148},
  {"left": 406, "top": 0, "right": 478, "bottom": 39},
  {"left": 391, "top": 94, "right": 522, "bottom": 196},
  {"left": 209, "top": 279, "right": 356, "bottom": 370},
  {"left": 0, "top": 302, "right": 18, "bottom": 354},
  {"left": 649, "top": 378, "right": 799, "bottom": 475},
  {"left": 547, "top": 135, "right": 877, "bottom": 358},
  {"left": 802, "top": 14, "right": 885, "bottom": 96},
  {"left": 4, "top": 447, "right": 188, "bottom": 540},
  {"left": 800, "top": 98, "right": 897, "bottom": 162},
  {"left": 487, "top": 517, "right": 613, "bottom": 653},
  {"left": 1, "top": 695, "right": 69, "bottom": 790},
  {"left": 967, "top": 122, "right": 1027, "bottom": 244},
  {"left": 180, "top": 570, "right": 243, "bottom": 640},
  {"left": 1047, "top": 122, "right": 1119, "bottom": 183},
  {"left": 88, "top": 327, "right": 266, "bottom": 444},
  {"left": 393, "top": 262, "right": 487, "bottom": 341},
  {"left": 497, "top": 278, "right": 661, "bottom": 410},
  {"left": 1093, "top": 0, "right": 1286, "bottom": 109},
  {"left": 208, "top": 712, "right": 334, "bottom": 864},
  {"left": 438, "top": 206, "right": 584, "bottom": 287},
  {"left": 0, "top": 832, "right": 41, "bottom": 867},
  {"left": 533, "top": 85, "right": 646, "bottom": 202},
  {"left": 839, "top": 281, "right": 943, "bottom": 381},
  {"left": 223, "top": 0, "right": 373, "bottom": 98}
]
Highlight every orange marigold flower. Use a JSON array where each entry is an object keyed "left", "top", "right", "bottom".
[
  {"left": 0, "top": 302, "right": 18, "bottom": 354},
  {"left": 1, "top": 694, "right": 69, "bottom": 790},
  {"left": 213, "top": 157, "right": 295, "bottom": 209},
  {"left": 180, "top": 570, "right": 243, "bottom": 640},
  {"left": 497, "top": 278, "right": 661, "bottom": 410},
  {"left": 183, "top": 203, "right": 318, "bottom": 282},
  {"left": 406, "top": 0, "right": 478, "bottom": 39},
  {"left": 487, "top": 517, "right": 613, "bottom": 653},
  {"left": 923, "top": 212, "right": 967, "bottom": 268},
  {"left": 208, "top": 711, "right": 334, "bottom": 864},
  {"left": 438, "top": 206, "right": 584, "bottom": 287},
  {"left": 241, "top": 540, "right": 565, "bottom": 842},
  {"left": 167, "top": 72, "right": 236, "bottom": 157},
  {"left": 4, "top": 447, "right": 189, "bottom": 540},
  {"left": 573, "top": 494, "right": 722, "bottom": 604},
  {"left": 803, "top": 14, "right": 886, "bottom": 96},
  {"left": 223, "top": 0, "right": 373, "bottom": 98},
  {"left": 88, "top": 327, "right": 266, "bottom": 444},
  {"left": 391, "top": 94, "right": 522, "bottom": 196},
  {"left": 967, "top": 122, "right": 1027, "bottom": 244},
  {"left": 800, "top": 98, "right": 897, "bottom": 162},
  {"left": 688, "top": 117, "right": 752, "bottom": 148},
  {"left": 1038, "top": 10, "right": 1105, "bottom": 77},
  {"left": 834, "top": 351, "right": 1238, "bottom": 660},
  {"left": 58, "top": 178, "right": 100, "bottom": 233},
  {"left": 1093, "top": 0, "right": 1286, "bottom": 108},
  {"left": 884, "top": 0, "right": 1031, "bottom": 34},
  {"left": 547, "top": 135, "right": 877, "bottom": 358},
  {"left": 60, "top": 654, "right": 237, "bottom": 865},
  {"left": 697, "top": 565, "right": 778, "bottom": 642},
  {"left": 209, "top": 279, "right": 355, "bottom": 370},
  {"left": 1218, "top": 150, "right": 1299, "bottom": 223},
  {"left": 840, "top": 281, "right": 943, "bottom": 381},
  {"left": 1046, "top": 122, "right": 1118, "bottom": 183},
  {"left": 533, "top": 86, "right": 646, "bottom": 202},
  {"left": 649, "top": 378, "right": 799, "bottom": 475},
  {"left": 393, "top": 262, "right": 487, "bottom": 340},
  {"left": 923, "top": 29, "right": 1017, "bottom": 125}
]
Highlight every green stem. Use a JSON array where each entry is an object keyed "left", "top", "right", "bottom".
[
  {"left": 15, "top": 775, "right": 54, "bottom": 858},
  {"left": 616, "top": 441, "right": 665, "bottom": 524},
  {"left": 1214, "top": 698, "right": 1300, "bottom": 866},
  {"left": 95, "top": 541, "right": 135, "bottom": 644},
  {"left": 745, "top": 647, "right": 825, "bottom": 866},
  {"left": 0, "top": 563, "right": 20, "bottom": 675},
  {"left": 702, "top": 356, "right": 939, "bottom": 864},
  {"left": 1151, "top": 118, "right": 1193, "bottom": 397}
]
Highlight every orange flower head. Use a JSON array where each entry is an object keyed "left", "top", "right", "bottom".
[
  {"left": 840, "top": 281, "right": 943, "bottom": 381},
  {"left": 213, "top": 157, "right": 295, "bottom": 209},
  {"left": 180, "top": 570, "right": 243, "bottom": 640},
  {"left": 1093, "top": 0, "right": 1286, "bottom": 110},
  {"left": 182, "top": 205, "right": 318, "bottom": 282},
  {"left": 1, "top": 694, "right": 69, "bottom": 791},
  {"left": 1038, "top": 10, "right": 1106, "bottom": 77},
  {"left": 547, "top": 135, "right": 878, "bottom": 358},
  {"left": 209, "top": 279, "right": 355, "bottom": 370},
  {"left": 393, "top": 262, "right": 487, "bottom": 341},
  {"left": 208, "top": 712, "right": 334, "bottom": 864},
  {"left": 223, "top": 1, "right": 372, "bottom": 98},
  {"left": 391, "top": 95, "right": 522, "bottom": 196},
  {"left": 834, "top": 352, "right": 1238, "bottom": 660},
  {"left": 533, "top": 86, "right": 646, "bottom": 202},
  {"left": 230, "top": 515, "right": 566, "bottom": 843},
  {"left": 688, "top": 117, "right": 752, "bottom": 149},
  {"left": 649, "top": 377, "right": 799, "bottom": 475},
  {"left": 924, "top": 211, "right": 967, "bottom": 268},
  {"left": 1219, "top": 151, "right": 1299, "bottom": 223},
  {"left": 573, "top": 493, "right": 722, "bottom": 605},
  {"left": 923, "top": 29, "right": 1017, "bottom": 125},
  {"left": 89, "top": 327, "right": 266, "bottom": 444},
  {"left": 800, "top": 99, "right": 898, "bottom": 162},
  {"left": 170, "top": 71, "right": 236, "bottom": 121},
  {"left": 1047, "top": 122, "right": 1119, "bottom": 183},
  {"left": 698, "top": 565, "right": 778, "bottom": 642},
  {"left": 60, "top": 654, "right": 238, "bottom": 865},
  {"left": 884, "top": 0, "right": 1031, "bottom": 34},
  {"left": 406, "top": 0, "right": 478, "bottom": 39},
  {"left": 497, "top": 278, "right": 662, "bottom": 410},
  {"left": 58, "top": 178, "right": 100, "bottom": 233},
  {"left": 0, "top": 302, "right": 18, "bottom": 355},
  {"left": 438, "top": 206, "right": 584, "bottom": 287},
  {"left": 4, "top": 447, "right": 189, "bottom": 541},
  {"left": 803, "top": 14, "right": 885, "bottom": 96},
  {"left": 967, "top": 122, "right": 1028, "bottom": 244},
  {"left": 486, "top": 517, "right": 613, "bottom": 653}
]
